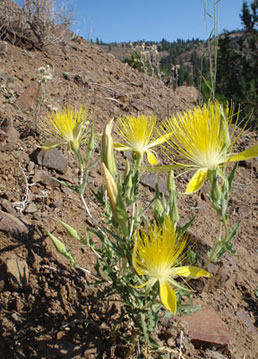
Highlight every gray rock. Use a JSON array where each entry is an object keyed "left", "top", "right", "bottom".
[
  {"left": 32, "top": 169, "right": 59, "bottom": 188},
  {"left": 37, "top": 148, "right": 68, "bottom": 174},
  {"left": 0, "top": 257, "right": 29, "bottom": 291},
  {"left": 236, "top": 311, "right": 256, "bottom": 332},
  {"left": 0, "top": 210, "right": 28, "bottom": 234},
  {"left": 1, "top": 199, "right": 17, "bottom": 216},
  {"left": 141, "top": 174, "right": 167, "bottom": 194},
  {"left": 27, "top": 161, "right": 35, "bottom": 173},
  {"left": 24, "top": 202, "right": 37, "bottom": 213}
]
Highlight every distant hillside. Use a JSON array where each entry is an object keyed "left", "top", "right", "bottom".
[
  {"left": 97, "top": 31, "right": 244, "bottom": 88},
  {"left": 97, "top": 27, "right": 257, "bottom": 128}
]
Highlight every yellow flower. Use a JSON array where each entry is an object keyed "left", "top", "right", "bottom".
[
  {"left": 132, "top": 215, "right": 211, "bottom": 313},
  {"left": 162, "top": 102, "right": 258, "bottom": 193},
  {"left": 41, "top": 107, "right": 89, "bottom": 152},
  {"left": 113, "top": 115, "right": 171, "bottom": 165}
]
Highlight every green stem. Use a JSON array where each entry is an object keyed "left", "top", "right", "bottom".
[
  {"left": 75, "top": 149, "right": 84, "bottom": 182},
  {"left": 75, "top": 149, "right": 93, "bottom": 219},
  {"left": 129, "top": 202, "right": 136, "bottom": 238},
  {"left": 204, "top": 214, "right": 228, "bottom": 268}
]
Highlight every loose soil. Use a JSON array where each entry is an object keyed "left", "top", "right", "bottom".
[{"left": 0, "top": 11, "right": 257, "bottom": 359}]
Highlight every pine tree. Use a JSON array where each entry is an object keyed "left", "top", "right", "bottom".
[{"left": 240, "top": 0, "right": 258, "bottom": 31}]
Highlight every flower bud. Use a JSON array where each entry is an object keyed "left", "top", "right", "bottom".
[
  {"left": 102, "top": 162, "right": 118, "bottom": 215},
  {"left": 208, "top": 170, "right": 222, "bottom": 211},
  {"left": 154, "top": 198, "right": 165, "bottom": 225},
  {"left": 123, "top": 159, "right": 133, "bottom": 201},
  {"left": 56, "top": 218, "right": 83, "bottom": 242},
  {"left": 167, "top": 171, "right": 179, "bottom": 227},
  {"left": 102, "top": 119, "right": 117, "bottom": 176},
  {"left": 167, "top": 170, "right": 176, "bottom": 194},
  {"left": 103, "top": 163, "right": 128, "bottom": 236}
]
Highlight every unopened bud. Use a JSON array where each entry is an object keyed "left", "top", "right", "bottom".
[
  {"left": 154, "top": 198, "right": 164, "bottom": 217},
  {"left": 167, "top": 170, "right": 176, "bottom": 194},
  {"left": 102, "top": 162, "right": 118, "bottom": 214},
  {"left": 56, "top": 218, "right": 83, "bottom": 242},
  {"left": 102, "top": 119, "right": 117, "bottom": 176}
]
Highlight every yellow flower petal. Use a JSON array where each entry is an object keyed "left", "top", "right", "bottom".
[
  {"left": 40, "top": 107, "right": 88, "bottom": 151},
  {"left": 160, "top": 281, "right": 177, "bottom": 313},
  {"left": 132, "top": 232, "right": 147, "bottom": 276},
  {"left": 186, "top": 168, "right": 208, "bottom": 193},
  {"left": 228, "top": 144, "right": 258, "bottom": 162},
  {"left": 149, "top": 132, "right": 173, "bottom": 147},
  {"left": 114, "top": 115, "right": 170, "bottom": 164},
  {"left": 161, "top": 102, "right": 257, "bottom": 176},
  {"left": 171, "top": 265, "right": 211, "bottom": 278},
  {"left": 132, "top": 215, "right": 211, "bottom": 313},
  {"left": 134, "top": 279, "right": 154, "bottom": 289},
  {"left": 113, "top": 142, "right": 132, "bottom": 151},
  {"left": 147, "top": 151, "right": 158, "bottom": 165}
]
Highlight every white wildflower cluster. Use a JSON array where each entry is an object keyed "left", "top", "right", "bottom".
[
  {"left": 171, "top": 64, "right": 180, "bottom": 87},
  {"left": 132, "top": 42, "right": 159, "bottom": 65},
  {"left": 38, "top": 65, "right": 53, "bottom": 84}
]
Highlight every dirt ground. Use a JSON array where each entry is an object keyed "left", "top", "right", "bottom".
[{"left": 0, "top": 22, "right": 257, "bottom": 359}]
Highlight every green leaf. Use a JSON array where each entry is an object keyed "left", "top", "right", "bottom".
[
  {"left": 91, "top": 186, "right": 106, "bottom": 206},
  {"left": 88, "top": 226, "right": 124, "bottom": 257},
  {"left": 55, "top": 179, "right": 80, "bottom": 192},
  {"left": 227, "top": 162, "right": 239, "bottom": 192},
  {"left": 177, "top": 217, "right": 195, "bottom": 236},
  {"left": 134, "top": 198, "right": 156, "bottom": 224},
  {"left": 176, "top": 290, "right": 202, "bottom": 315},
  {"left": 187, "top": 248, "right": 199, "bottom": 266},
  {"left": 86, "top": 122, "right": 95, "bottom": 160},
  {"left": 209, "top": 221, "right": 241, "bottom": 262},
  {"left": 140, "top": 313, "right": 160, "bottom": 349}
]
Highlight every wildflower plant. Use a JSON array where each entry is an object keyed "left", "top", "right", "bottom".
[
  {"left": 37, "top": 65, "right": 53, "bottom": 107},
  {"left": 41, "top": 112, "right": 212, "bottom": 356},
  {"left": 145, "top": 102, "right": 258, "bottom": 265},
  {"left": 39, "top": 100, "right": 257, "bottom": 356}
]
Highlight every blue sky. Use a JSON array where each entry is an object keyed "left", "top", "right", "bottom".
[
  {"left": 71, "top": 0, "right": 251, "bottom": 43},
  {"left": 15, "top": 0, "right": 252, "bottom": 43}
]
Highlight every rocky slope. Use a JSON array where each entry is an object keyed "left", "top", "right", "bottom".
[{"left": 0, "top": 14, "right": 257, "bottom": 359}]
